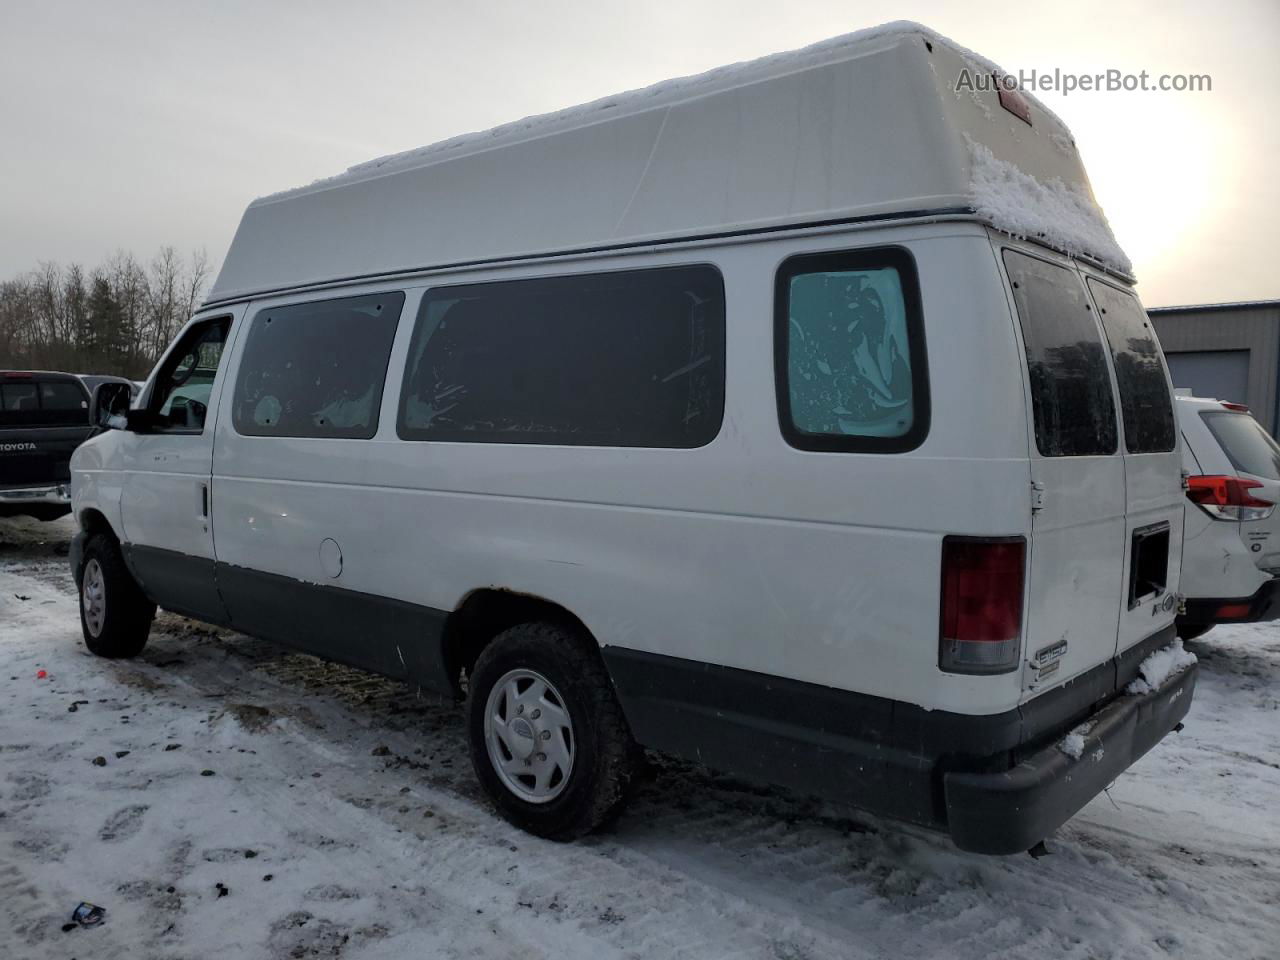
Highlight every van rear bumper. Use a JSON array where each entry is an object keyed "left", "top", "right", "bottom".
[
  {"left": 605, "top": 626, "right": 1191, "bottom": 855},
  {"left": 943, "top": 659, "right": 1197, "bottom": 855}
]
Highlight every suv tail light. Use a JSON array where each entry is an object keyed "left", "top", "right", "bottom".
[
  {"left": 939, "top": 537, "right": 1025, "bottom": 675},
  {"left": 1185, "top": 475, "right": 1274, "bottom": 521}
]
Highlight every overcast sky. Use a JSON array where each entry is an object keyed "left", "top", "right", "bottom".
[{"left": 1, "top": 0, "right": 1276, "bottom": 307}]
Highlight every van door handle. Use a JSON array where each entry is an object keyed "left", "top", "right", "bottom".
[{"left": 200, "top": 483, "right": 209, "bottom": 518}]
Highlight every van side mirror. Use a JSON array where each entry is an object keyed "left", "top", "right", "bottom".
[{"left": 91, "top": 382, "right": 135, "bottom": 431}]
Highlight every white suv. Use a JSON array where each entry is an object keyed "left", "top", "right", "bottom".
[{"left": 1176, "top": 392, "right": 1280, "bottom": 639}]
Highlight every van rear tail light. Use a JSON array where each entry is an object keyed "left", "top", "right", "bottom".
[
  {"left": 1221, "top": 402, "right": 1250, "bottom": 412},
  {"left": 1185, "top": 475, "right": 1274, "bottom": 521},
  {"left": 939, "top": 536, "right": 1025, "bottom": 675}
]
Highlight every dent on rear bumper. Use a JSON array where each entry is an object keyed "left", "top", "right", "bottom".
[{"left": 943, "top": 661, "right": 1197, "bottom": 855}]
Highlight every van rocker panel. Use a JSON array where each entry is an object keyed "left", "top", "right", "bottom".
[
  {"left": 123, "top": 544, "right": 229, "bottom": 627},
  {"left": 214, "top": 562, "right": 454, "bottom": 695}
]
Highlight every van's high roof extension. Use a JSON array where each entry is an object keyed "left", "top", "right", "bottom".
[{"left": 209, "top": 21, "right": 1129, "bottom": 306}]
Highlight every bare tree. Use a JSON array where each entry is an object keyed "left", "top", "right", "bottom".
[{"left": 0, "top": 246, "right": 209, "bottom": 376}]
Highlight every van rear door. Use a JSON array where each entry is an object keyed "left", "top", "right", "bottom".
[
  {"left": 1002, "top": 249, "right": 1127, "bottom": 689},
  {"left": 1083, "top": 277, "right": 1182, "bottom": 654}
]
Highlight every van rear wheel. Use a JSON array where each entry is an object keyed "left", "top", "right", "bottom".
[
  {"left": 78, "top": 533, "right": 155, "bottom": 658},
  {"left": 466, "top": 621, "right": 637, "bottom": 840}
]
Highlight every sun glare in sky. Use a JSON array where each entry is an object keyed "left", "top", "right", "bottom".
[{"left": 1077, "top": 96, "right": 1224, "bottom": 292}]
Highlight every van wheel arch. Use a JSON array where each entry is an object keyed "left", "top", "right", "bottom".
[
  {"left": 442, "top": 589, "right": 604, "bottom": 695},
  {"left": 78, "top": 507, "right": 117, "bottom": 543}
]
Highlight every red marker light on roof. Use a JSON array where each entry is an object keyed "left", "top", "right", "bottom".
[
  {"left": 997, "top": 81, "right": 1032, "bottom": 126},
  {"left": 1221, "top": 402, "right": 1250, "bottom": 413}
]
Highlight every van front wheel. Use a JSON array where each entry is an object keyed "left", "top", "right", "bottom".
[
  {"left": 78, "top": 533, "right": 155, "bottom": 658},
  {"left": 467, "top": 621, "right": 637, "bottom": 840}
]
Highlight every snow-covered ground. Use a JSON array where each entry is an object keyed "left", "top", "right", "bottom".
[{"left": 2, "top": 516, "right": 1278, "bottom": 960}]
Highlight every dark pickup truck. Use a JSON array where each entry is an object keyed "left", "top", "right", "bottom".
[{"left": 0, "top": 371, "right": 96, "bottom": 520}]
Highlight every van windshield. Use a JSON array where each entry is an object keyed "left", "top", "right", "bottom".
[{"left": 1201, "top": 410, "right": 1280, "bottom": 481}]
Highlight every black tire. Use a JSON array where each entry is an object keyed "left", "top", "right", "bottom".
[
  {"left": 77, "top": 532, "right": 155, "bottom": 658},
  {"left": 467, "top": 621, "right": 637, "bottom": 840},
  {"left": 1176, "top": 622, "right": 1213, "bottom": 642}
]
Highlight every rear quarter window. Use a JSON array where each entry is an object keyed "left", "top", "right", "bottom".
[
  {"left": 1003, "top": 251, "right": 1117, "bottom": 457},
  {"left": 775, "top": 247, "right": 929, "bottom": 453}
]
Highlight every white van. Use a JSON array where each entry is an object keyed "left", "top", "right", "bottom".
[
  {"left": 69, "top": 23, "right": 1195, "bottom": 855},
  {"left": 1175, "top": 392, "right": 1280, "bottom": 638}
]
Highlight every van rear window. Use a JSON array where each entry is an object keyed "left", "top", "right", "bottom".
[
  {"left": 398, "top": 265, "right": 725, "bottom": 447},
  {"left": 1004, "top": 251, "right": 1117, "bottom": 457},
  {"left": 1086, "top": 279, "right": 1176, "bottom": 454}
]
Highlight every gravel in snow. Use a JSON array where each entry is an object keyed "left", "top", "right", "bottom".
[{"left": 2, "top": 516, "right": 1279, "bottom": 959}]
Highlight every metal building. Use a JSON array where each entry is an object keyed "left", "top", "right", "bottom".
[{"left": 1148, "top": 299, "right": 1280, "bottom": 434}]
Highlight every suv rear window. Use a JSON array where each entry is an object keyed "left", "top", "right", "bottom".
[
  {"left": 1003, "top": 251, "right": 1117, "bottom": 457},
  {"left": 1087, "top": 279, "right": 1176, "bottom": 454},
  {"left": 0, "top": 378, "right": 89, "bottom": 427},
  {"left": 1200, "top": 410, "right": 1280, "bottom": 480}
]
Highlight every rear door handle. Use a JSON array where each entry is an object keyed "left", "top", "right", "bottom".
[{"left": 200, "top": 483, "right": 209, "bottom": 518}]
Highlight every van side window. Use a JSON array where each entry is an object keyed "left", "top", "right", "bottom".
[
  {"left": 397, "top": 266, "right": 725, "bottom": 447},
  {"left": 1086, "top": 279, "right": 1176, "bottom": 454},
  {"left": 775, "top": 248, "right": 928, "bottom": 452},
  {"left": 233, "top": 292, "right": 403, "bottom": 440},
  {"left": 1003, "top": 251, "right": 1118, "bottom": 457},
  {"left": 148, "top": 318, "right": 230, "bottom": 433}
]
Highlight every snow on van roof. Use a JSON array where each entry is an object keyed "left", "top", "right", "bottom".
[
  {"left": 210, "top": 22, "right": 1130, "bottom": 303},
  {"left": 968, "top": 139, "right": 1131, "bottom": 274}
]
